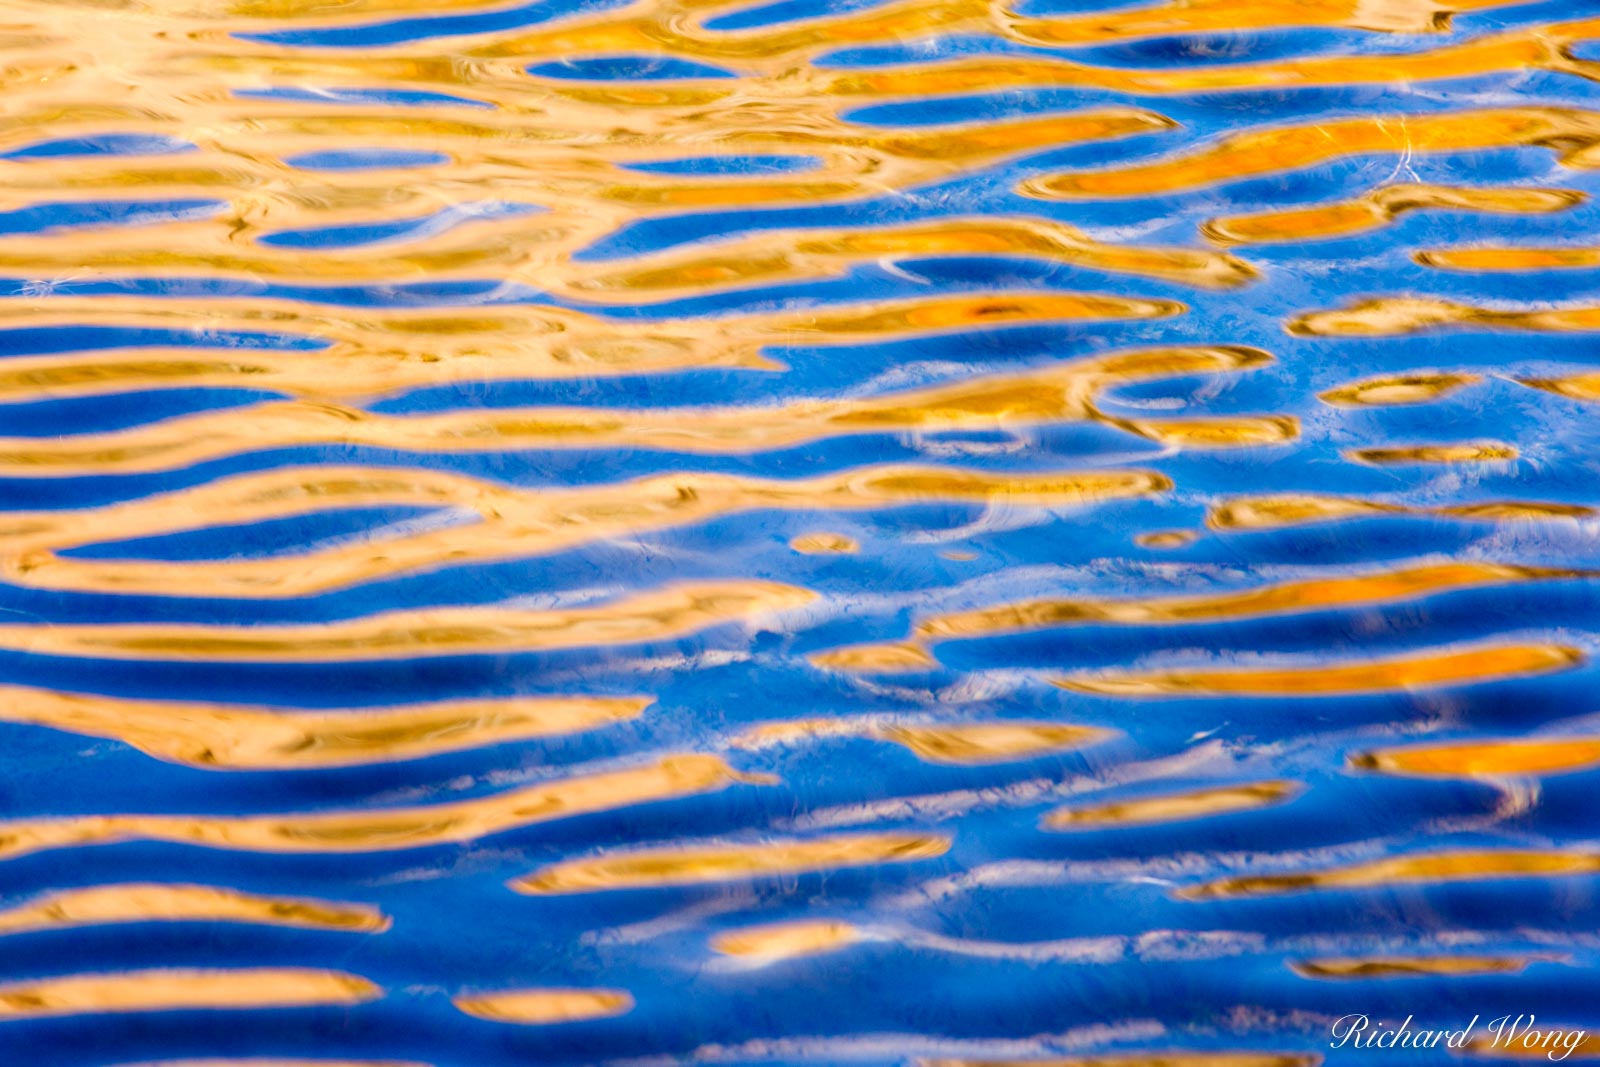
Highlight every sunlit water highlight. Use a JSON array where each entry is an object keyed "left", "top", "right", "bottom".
[{"left": 4, "top": 0, "right": 1600, "bottom": 1065}]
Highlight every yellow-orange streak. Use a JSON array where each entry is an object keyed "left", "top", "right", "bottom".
[
  {"left": 0, "top": 968, "right": 378, "bottom": 1019},
  {"left": 808, "top": 643, "right": 940, "bottom": 673},
  {"left": 1519, "top": 372, "right": 1600, "bottom": 403},
  {"left": 711, "top": 919, "right": 861, "bottom": 960},
  {"left": 0, "top": 287, "right": 1189, "bottom": 406},
  {"left": 1007, "top": 0, "right": 1524, "bottom": 44},
  {"left": 0, "top": 466, "right": 1168, "bottom": 599},
  {"left": 1043, "top": 781, "right": 1300, "bottom": 828},
  {"left": 1024, "top": 109, "right": 1600, "bottom": 200},
  {"left": 1180, "top": 849, "right": 1600, "bottom": 900},
  {"left": 789, "top": 532, "right": 858, "bottom": 555},
  {"left": 1289, "top": 955, "right": 1560, "bottom": 979},
  {"left": 1204, "top": 184, "right": 1581, "bottom": 245},
  {"left": 0, "top": 112, "right": 1203, "bottom": 290},
  {"left": 1419, "top": 245, "right": 1600, "bottom": 271},
  {"left": 0, "top": 685, "right": 648, "bottom": 769},
  {"left": 831, "top": 23, "right": 1578, "bottom": 101},
  {"left": 917, "top": 562, "right": 1571, "bottom": 640},
  {"left": 0, "top": 755, "right": 759, "bottom": 863},
  {"left": 1320, "top": 372, "right": 1482, "bottom": 406},
  {"left": 878, "top": 723, "right": 1109, "bottom": 764},
  {"left": 1288, "top": 297, "right": 1600, "bottom": 337},
  {"left": 1346, "top": 443, "right": 1518, "bottom": 464},
  {"left": 4, "top": 0, "right": 1545, "bottom": 64},
  {"left": 0, "top": 581, "right": 812, "bottom": 660},
  {"left": 733, "top": 719, "right": 1111, "bottom": 764},
  {"left": 1353, "top": 737, "right": 1600, "bottom": 778},
  {"left": 1461, "top": 1032, "right": 1600, "bottom": 1060},
  {"left": 1057, "top": 643, "right": 1582, "bottom": 698},
  {"left": 0, "top": 884, "right": 389, "bottom": 935},
  {"left": 1207, "top": 494, "right": 1593, "bottom": 530},
  {"left": 0, "top": 95, "right": 1170, "bottom": 197},
  {"left": 0, "top": 344, "right": 1282, "bottom": 477},
  {"left": 513, "top": 831, "right": 951, "bottom": 893},
  {"left": 453, "top": 988, "right": 633, "bottom": 1025},
  {"left": 558, "top": 217, "right": 1252, "bottom": 295},
  {"left": 1136, "top": 530, "right": 1197, "bottom": 548}
]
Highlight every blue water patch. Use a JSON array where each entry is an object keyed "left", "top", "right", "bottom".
[
  {"left": 2, "top": 134, "right": 195, "bottom": 160},
  {"left": 0, "top": 326, "right": 329, "bottom": 356},
  {"left": 260, "top": 202, "right": 541, "bottom": 250},
  {"left": 621, "top": 155, "right": 820, "bottom": 176},
  {"left": 0, "top": 199, "right": 222, "bottom": 237},
  {"left": 526, "top": 56, "right": 738, "bottom": 80},
  {"left": 285, "top": 148, "right": 451, "bottom": 170},
  {"left": 703, "top": 0, "right": 889, "bottom": 30},
  {"left": 0, "top": 389, "right": 281, "bottom": 438},
  {"left": 234, "top": 87, "right": 494, "bottom": 109},
  {"left": 238, "top": 0, "right": 630, "bottom": 48},
  {"left": 61, "top": 506, "right": 468, "bottom": 563}
]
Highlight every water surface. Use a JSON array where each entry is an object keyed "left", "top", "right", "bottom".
[{"left": 4, "top": 0, "right": 1600, "bottom": 1064}]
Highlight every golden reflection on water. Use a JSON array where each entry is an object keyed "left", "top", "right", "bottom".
[
  {"left": 513, "top": 831, "right": 951, "bottom": 893},
  {"left": 808, "top": 642, "right": 941, "bottom": 673},
  {"left": 1353, "top": 737, "right": 1600, "bottom": 778},
  {"left": 0, "top": 466, "right": 1166, "bottom": 599},
  {"left": 1289, "top": 955, "right": 1562, "bottom": 979},
  {"left": 0, "top": 883, "right": 389, "bottom": 935},
  {"left": 0, "top": 755, "right": 761, "bottom": 861},
  {"left": 1461, "top": 1032, "right": 1600, "bottom": 1060},
  {"left": 710, "top": 919, "right": 862, "bottom": 961},
  {"left": 1520, "top": 371, "right": 1600, "bottom": 403},
  {"left": 1207, "top": 495, "right": 1594, "bottom": 530},
  {"left": 7, "top": 0, "right": 1600, "bottom": 1057},
  {"left": 1057, "top": 643, "right": 1582, "bottom": 698},
  {"left": 0, "top": 290, "right": 1182, "bottom": 403},
  {"left": 789, "top": 532, "right": 859, "bottom": 555},
  {"left": 452, "top": 988, "right": 634, "bottom": 1025},
  {"left": 1345, "top": 442, "right": 1518, "bottom": 465},
  {"left": 1043, "top": 781, "right": 1300, "bottom": 829},
  {"left": 918, "top": 562, "right": 1573, "bottom": 638},
  {"left": 0, "top": 968, "right": 379, "bottom": 1019},
  {"left": 1203, "top": 184, "right": 1582, "bottom": 245},
  {"left": 735, "top": 719, "right": 1111, "bottom": 764},
  {"left": 0, "top": 685, "right": 649, "bottom": 768},
  {"left": 804, "top": 562, "right": 1581, "bottom": 668},
  {"left": 1319, "top": 372, "right": 1483, "bottom": 407},
  {"left": 0, "top": 343, "right": 1280, "bottom": 477},
  {"left": 1180, "top": 849, "right": 1600, "bottom": 900},
  {"left": 1024, "top": 109, "right": 1600, "bottom": 200},
  {"left": 0, "top": 580, "right": 812, "bottom": 658},
  {"left": 1135, "top": 529, "right": 1197, "bottom": 548},
  {"left": 1290, "top": 297, "right": 1600, "bottom": 337}
]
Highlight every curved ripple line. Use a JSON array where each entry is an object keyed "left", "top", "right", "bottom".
[
  {"left": 0, "top": 581, "right": 813, "bottom": 659},
  {"left": 0, "top": 754, "right": 760, "bottom": 863},
  {"left": 0, "top": 686, "right": 650, "bottom": 769},
  {"left": 513, "top": 831, "right": 951, "bottom": 893},
  {"left": 0, "top": 968, "right": 380, "bottom": 1020},
  {"left": 0, "top": 883, "right": 390, "bottom": 935},
  {"left": 1056, "top": 643, "right": 1583, "bottom": 698},
  {"left": 0, "top": 345, "right": 1285, "bottom": 476},
  {"left": 0, "top": 467, "right": 1168, "bottom": 599}
]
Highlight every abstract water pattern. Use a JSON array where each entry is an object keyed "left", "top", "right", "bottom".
[{"left": 4, "top": 0, "right": 1600, "bottom": 1063}]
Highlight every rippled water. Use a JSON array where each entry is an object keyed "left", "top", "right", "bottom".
[{"left": 6, "top": 0, "right": 1600, "bottom": 1064}]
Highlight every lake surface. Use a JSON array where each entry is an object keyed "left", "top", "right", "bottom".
[{"left": 3, "top": 0, "right": 1600, "bottom": 1064}]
